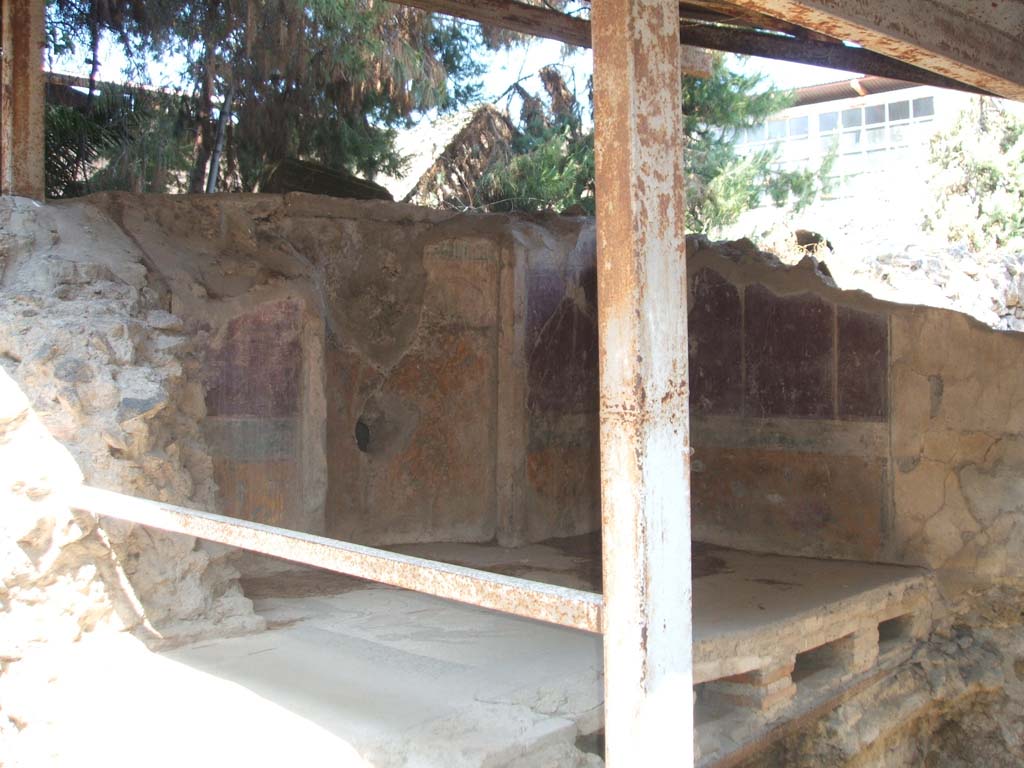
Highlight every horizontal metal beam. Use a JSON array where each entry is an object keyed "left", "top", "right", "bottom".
[
  {"left": 72, "top": 484, "right": 604, "bottom": 634},
  {"left": 391, "top": 0, "right": 716, "bottom": 75},
  {"left": 678, "top": 23, "right": 990, "bottom": 95},
  {"left": 388, "top": 0, "right": 990, "bottom": 93},
  {"left": 727, "top": 0, "right": 1024, "bottom": 100},
  {"left": 398, "top": 0, "right": 591, "bottom": 47}
]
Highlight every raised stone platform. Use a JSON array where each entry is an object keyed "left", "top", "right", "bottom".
[
  {"left": 24, "top": 540, "right": 929, "bottom": 767},
  {"left": 395, "top": 536, "right": 934, "bottom": 766}
]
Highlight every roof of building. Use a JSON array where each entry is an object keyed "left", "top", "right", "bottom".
[{"left": 792, "top": 76, "right": 916, "bottom": 108}]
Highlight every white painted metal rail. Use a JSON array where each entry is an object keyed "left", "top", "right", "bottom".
[{"left": 71, "top": 484, "right": 604, "bottom": 634}]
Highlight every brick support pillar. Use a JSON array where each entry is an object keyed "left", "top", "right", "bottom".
[
  {"left": 704, "top": 659, "right": 797, "bottom": 714},
  {"left": 840, "top": 627, "right": 880, "bottom": 674},
  {"left": 1, "top": 0, "right": 46, "bottom": 199}
]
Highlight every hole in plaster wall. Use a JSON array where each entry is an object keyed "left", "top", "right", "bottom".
[
  {"left": 355, "top": 419, "right": 371, "bottom": 453},
  {"left": 354, "top": 394, "right": 418, "bottom": 458},
  {"left": 879, "top": 615, "right": 914, "bottom": 653}
]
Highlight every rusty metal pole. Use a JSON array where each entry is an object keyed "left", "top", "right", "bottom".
[
  {"left": 592, "top": 0, "right": 693, "bottom": 762},
  {"left": 1, "top": 0, "right": 46, "bottom": 199}
]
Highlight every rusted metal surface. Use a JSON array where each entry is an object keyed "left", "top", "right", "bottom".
[
  {"left": 384, "top": 0, "right": 1020, "bottom": 96},
  {"left": 384, "top": 0, "right": 715, "bottom": 76},
  {"left": 1, "top": 0, "right": 46, "bottom": 198},
  {"left": 395, "top": 0, "right": 592, "bottom": 47},
  {"left": 728, "top": 0, "right": 1024, "bottom": 101},
  {"left": 592, "top": 0, "right": 694, "bottom": 760},
  {"left": 677, "top": 22, "right": 991, "bottom": 95},
  {"left": 72, "top": 484, "right": 604, "bottom": 634}
]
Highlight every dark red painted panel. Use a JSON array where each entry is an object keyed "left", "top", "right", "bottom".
[
  {"left": 527, "top": 267, "right": 599, "bottom": 414},
  {"left": 689, "top": 268, "right": 742, "bottom": 414},
  {"left": 744, "top": 285, "right": 834, "bottom": 418},
  {"left": 837, "top": 307, "right": 888, "bottom": 421},
  {"left": 205, "top": 299, "right": 302, "bottom": 417}
]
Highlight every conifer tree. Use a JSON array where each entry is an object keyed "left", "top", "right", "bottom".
[{"left": 467, "top": 54, "right": 832, "bottom": 234}]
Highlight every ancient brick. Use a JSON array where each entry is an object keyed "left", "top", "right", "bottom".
[{"left": 704, "top": 659, "right": 797, "bottom": 714}]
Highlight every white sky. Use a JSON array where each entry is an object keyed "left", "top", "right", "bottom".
[
  {"left": 55, "top": 24, "right": 857, "bottom": 97},
  {"left": 478, "top": 38, "right": 858, "bottom": 112},
  {"left": 52, "top": 26, "right": 860, "bottom": 137}
]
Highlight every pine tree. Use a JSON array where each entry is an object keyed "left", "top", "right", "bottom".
[{"left": 45, "top": 0, "right": 491, "bottom": 194}]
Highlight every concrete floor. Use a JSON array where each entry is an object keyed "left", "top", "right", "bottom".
[{"left": 9, "top": 539, "right": 931, "bottom": 768}]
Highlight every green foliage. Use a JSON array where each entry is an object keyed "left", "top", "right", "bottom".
[
  {"left": 681, "top": 55, "right": 831, "bottom": 233},
  {"left": 89, "top": 94, "right": 195, "bottom": 193},
  {"left": 472, "top": 54, "right": 832, "bottom": 234},
  {"left": 46, "top": 0, "right": 492, "bottom": 192},
  {"left": 45, "top": 102, "right": 112, "bottom": 198},
  {"left": 924, "top": 98, "right": 1024, "bottom": 251},
  {"left": 45, "top": 87, "right": 195, "bottom": 197},
  {"left": 480, "top": 124, "right": 594, "bottom": 214},
  {"left": 477, "top": 77, "right": 594, "bottom": 214}
]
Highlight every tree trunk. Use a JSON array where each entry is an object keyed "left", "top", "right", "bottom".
[
  {"left": 205, "top": 78, "right": 234, "bottom": 193},
  {"left": 188, "top": 42, "right": 217, "bottom": 193}
]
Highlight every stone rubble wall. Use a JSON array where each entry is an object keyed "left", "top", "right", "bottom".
[
  {"left": 0, "top": 197, "right": 264, "bottom": 653},
  {"left": 735, "top": 583, "right": 1024, "bottom": 767}
]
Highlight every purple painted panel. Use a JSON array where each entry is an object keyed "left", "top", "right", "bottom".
[
  {"left": 688, "top": 268, "right": 742, "bottom": 414},
  {"left": 205, "top": 299, "right": 302, "bottom": 418},
  {"left": 527, "top": 267, "right": 599, "bottom": 414},
  {"left": 838, "top": 307, "right": 888, "bottom": 421},
  {"left": 744, "top": 285, "right": 834, "bottom": 418},
  {"left": 526, "top": 268, "right": 568, "bottom": 347}
]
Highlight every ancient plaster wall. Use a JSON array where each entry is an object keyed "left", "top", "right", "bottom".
[
  {"left": 318, "top": 208, "right": 598, "bottom": 546},
  {"left": 12, "top": 192, "right": 1023, "bottom": 573},
  {"left": 83, "top": 193, "right": 599, "bottom": 547},
  {"left": 92, "top": 193, "right": 329, "bottom": 536},
  {"left": 889, "top": 307, "right": 1024, "bottom": 581},
  {"left": 519, "top": 224, "right": 600, "bottom": 544},
  {"left": 682, "top": 236, "right": 1024, "bottom": 582},
  {"left": 685, "top": 239, "right": 890, "bottom": 561}
]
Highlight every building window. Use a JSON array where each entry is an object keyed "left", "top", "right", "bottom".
[
  {"left": 735, "top": 89, "right": 943, "bottom": 205},
  {"left": 767, "top": 119, "right": 787, "bottom": 141},
  {"left": 888, "top": 100, "right": 910, "bottom": 122},
  {"left": 913, "top": 97, "right": 935, "bottom": 118},
  {"left": 865, "top": 104, "right": 886, "bottom": 125}
]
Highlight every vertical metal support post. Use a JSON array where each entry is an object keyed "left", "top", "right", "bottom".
[
  {"left": 592, "top": 0, "right": 693, "bottom": 762},
  {"left": 1, "top": 0, "right": 46, "bottom": 199}
]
